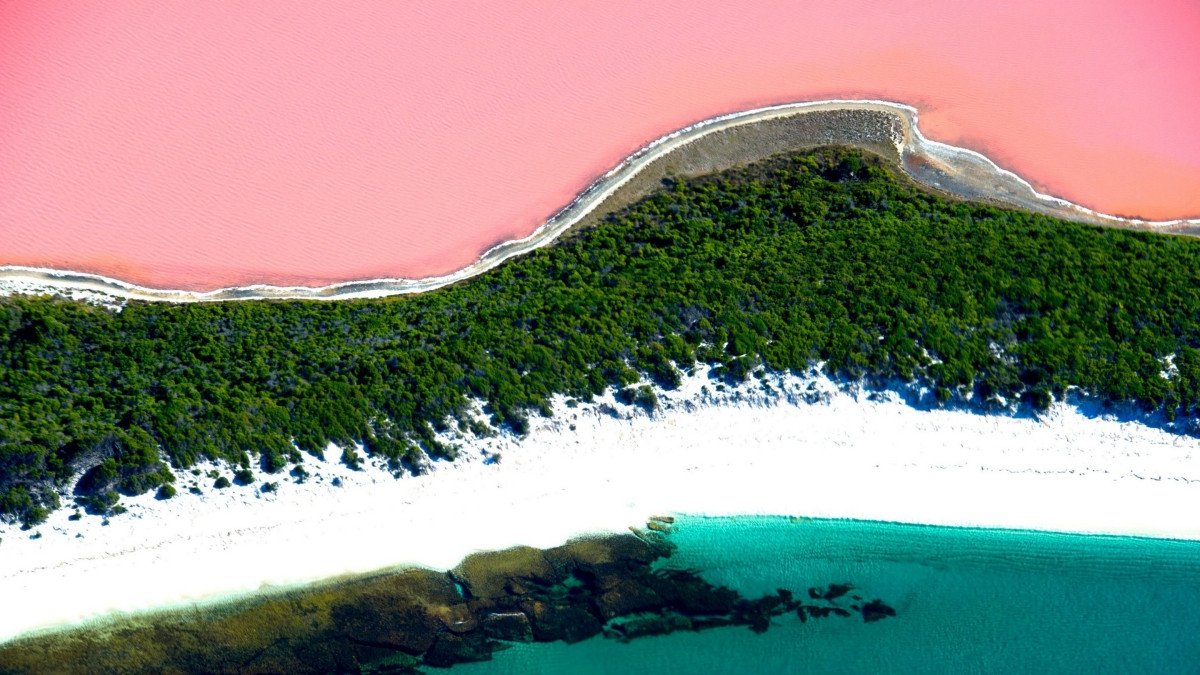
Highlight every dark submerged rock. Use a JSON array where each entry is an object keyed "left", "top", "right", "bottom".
[
  {"left": 734, "top": 593, "right": 787, "bottom": 634},
  {"left": 862, "top": 599, "right": 897, "bottom": 623},
  {"left": 646, "top": 568, "right": 739, "bottom": 615},
  {"left": 608, "top": 612, "right": 694, "bottom": 641},
  {"left": 423, "top": 632, "right": 494, "bottom": 668},
  {"left": 351, "top": 643, "right": 422, "bottom": 673},
  {"left": 823, "top": 583, "right": 854, "bottom": 600},
  {"left": 520, "top": 599, "right": 604, "bottom": 644},
  {"left": 593, "top": 578, "right": 666, "bottom": 619}
]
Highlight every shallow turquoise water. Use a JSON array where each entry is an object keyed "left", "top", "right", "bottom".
[{"left": 456, "top": 516, "right": 1200, "bottom": 674}]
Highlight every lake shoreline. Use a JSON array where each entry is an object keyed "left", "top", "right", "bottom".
[{"left": 4, "top": 99, "right": 1199, "bottom": 303}]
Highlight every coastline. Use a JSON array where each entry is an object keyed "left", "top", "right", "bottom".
[
  {"left": 3, "top": 366, "right": 1198, "bottom": 644},
  {"left": 4, "top": 99, "right": 1200, "bottom": 304}
]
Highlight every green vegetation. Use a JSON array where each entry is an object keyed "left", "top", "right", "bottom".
[
  {"left": 341, "top": 445, "right": 363, "bottom": 471},
  {"left": 616, "top": 385, "right": 659, "bottom": 412},
  {"left": 3, "top": 147, "right": 1200, "bottom": 526},
  {"left": 78, "top": 490, "right": 120, "bottom": 517}
]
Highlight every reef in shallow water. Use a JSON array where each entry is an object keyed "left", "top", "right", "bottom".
[{"left": 0, "top": 526, "right": 893, "bottom": 674}]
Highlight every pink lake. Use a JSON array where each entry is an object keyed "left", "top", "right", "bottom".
[{"left": 2, "top": 1, "right": 1199, "bottom": 291}]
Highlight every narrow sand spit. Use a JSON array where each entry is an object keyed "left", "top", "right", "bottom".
[
  {"left": 4, "top": 99, "right": 1199, "bottom": 304},
  {"left": 2, "top": 367, "right": 1197, "bottom": 643}
]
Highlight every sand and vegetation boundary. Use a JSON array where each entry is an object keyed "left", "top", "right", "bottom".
[
  {"left": 2, "top": 365, "right": 1197, "bottom": 648},
  {"left": 5, "top": 147, "right": 1200, "bottom": 530},
  {"left": 3, "top": 99, "right": 1198, "bottom": 303}
]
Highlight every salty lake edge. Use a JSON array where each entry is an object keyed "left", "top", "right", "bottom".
[{"left": 5, "top": 99, "right": 1199, "bottom": 302}]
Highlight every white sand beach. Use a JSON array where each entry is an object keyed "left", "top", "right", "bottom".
[{"left": 2, "top": 367, "right": 1198, "bottom": 643}]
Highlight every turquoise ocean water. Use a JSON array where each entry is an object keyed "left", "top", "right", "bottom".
[{"left": 455, "top": 516, "right": 1200, "bottom": 674}]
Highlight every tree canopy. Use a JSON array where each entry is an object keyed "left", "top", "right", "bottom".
[{"left": 4, "top": 148, "right": 1200, "bottom": 526}]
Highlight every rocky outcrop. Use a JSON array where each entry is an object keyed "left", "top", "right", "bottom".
[
  {"left": 520, "top": 599, "right": 605, "bottom": 644},
  {"left": 332, "top": 570, "right": 463, "bottom": 655},
  {"left": 0, "top": 530, "right": 897, "bottom": 673},
  {"left": 480, "top": 612, "right": 533, "bottom": 643},
  {"left": 451, "top": 545, "right": 559, "bottom": 600},
  {"left": 423, "top": 632, "right": 494, "bottom": 668}
]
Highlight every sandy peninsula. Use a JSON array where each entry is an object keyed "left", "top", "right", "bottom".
[{"left": 2, "top": 366, "right": 1197, "bottom": 643}]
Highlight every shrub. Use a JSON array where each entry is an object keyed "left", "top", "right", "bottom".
[
  {"left": 618, "top": 385, "right": 658, "bottom": 412},
  {"left": 157, "top": 484, "right": 177, "bottom": 500},
  {"left": 213, "top": 476, "right": 231, "bottom": 489},
  {"left": 77, "top": 490, "right": 120, "bottom": 516},
  {"left": 634, "top": 385, "right": 659, "bottom": 412},
  {"left": 341, "top": 446, "right": 362, "bottom": 471}
]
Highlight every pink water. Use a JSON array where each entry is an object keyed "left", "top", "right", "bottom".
[{"left": 2, "top": 2, "right": 1199, "bottom": 290}]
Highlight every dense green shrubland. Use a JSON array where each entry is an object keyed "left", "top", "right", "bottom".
[{"left": 4, "top": 148, "right": 1200, "bottom": 526}]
